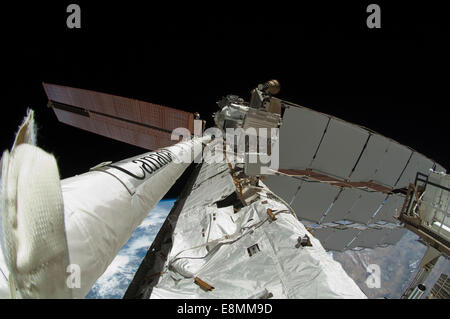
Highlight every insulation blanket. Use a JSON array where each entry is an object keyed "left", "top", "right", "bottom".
[{"left": 150, "top": 163, "right": 367, "bottom": 298}]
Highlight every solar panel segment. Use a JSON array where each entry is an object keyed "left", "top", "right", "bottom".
[{"left": 43, "top": 82, "right": 194, "bottom": 150}]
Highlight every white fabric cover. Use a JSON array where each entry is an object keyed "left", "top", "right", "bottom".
[
  {"left": 151, "top": 162, "right": 366, "bottom": 299},
  {"left": 62, "top": 137, "right": 207, "bottom": 298},
  {"left": 0, "top": 110, "right": 71, "bottom": 298},
  {"left": 153, "top": 196, "right": 366, "bottom": 298},
  {"left": 0, "top": 153, "right": 10, "bottom": 299},
  {"left": 0, "top": 241, "right": 9, "bottom": 298}
]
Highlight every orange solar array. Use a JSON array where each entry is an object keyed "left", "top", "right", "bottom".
[{"left": 43, "top": 82, "right": 194, "bottom": 150}]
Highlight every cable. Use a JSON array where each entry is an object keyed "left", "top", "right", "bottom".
[{"left": 166, "top": 207, "right": 294, "bottom": 276}]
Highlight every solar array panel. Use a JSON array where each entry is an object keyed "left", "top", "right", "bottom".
[
  {"left": 278, "top": 106, "right": 329, "bottom": 170},
  {"left": 43, "top": 82, "right": 195, "bottom": 150},
  {"left": 269, "top": 103, "right": 445, "bottom": 251},
  {"left": 348, "top": 133, "right": 390, "bottom": 182},
  {"left": 311, "top": 118, "right": 369, "bottom": 180},
  {"left": 371, "top": 194, "right": 404, "bottom": 224},
  {"left": 278, "top": 104, "right": 444, "bottom": 188},
  {"left": 396, "top": 152, "right": 434, "bottom": 189},
  {"left": 311, "top": 226, "right": 407, "bottom": 251},
  {"left": 344, "top": 191, "right": 386, "bottom": 224},
  {"left": 273, "top": 103, "right": 445, "bottom": 227},
  {"left": 321, "top": 189, "right": 356, "bottom": 223},
  {"left": 263, "top": 174, "right": 302, "bottom": 204},
  {"left": 347, "top": 228, "right": 391, "bottom": 249},
  {"left": 370, "top": 140, "right": 413, "bottom": 188},
  {"left": 381, "top": 228, "right": 408, "bottom": 245},
  {"left": 317, "top": 228, "right": 360, "bottom": 252},
  {"left": 291, "top": 182, "right": 339, "bottom": 223}
]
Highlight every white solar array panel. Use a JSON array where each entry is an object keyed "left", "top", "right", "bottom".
[
  {"left": 264, "top": 103, "right": 445, "bottom": 252},
  {"left": 311, "top": 119, "right": 369, "bottom": 180},
  {"left": 344, "top": 191, "right": 386, "bottom": 224},
  {"left": 347, "top": 228, "right": 391, "bottom": 249},
  {"left": 371, "top": 141, "right": 413, "bottom": 188},
  {"left": 263, "top": 174, "right": 303, "bottom": 204},
  {"left": 381, "top": 227, "right": 408, "bottom": 245},
  {"left": 272, "top": 104, "right": 446, "bottom": 228},
  {"left": 396, "top": 152, "right": 434, "bottom": 189},
  {"left": 372, "top": 194, "right": 404, "bottom": 223},
  {"left": 349, "top": 133, "right": 390, "bottom": 182},
  {"left": 278, "top": 106, "right": 329, "bottom": 170},
  {"left": 309, "top": 228, "right": 335, "bottom": 243},
  {"left": 435, "top": 163, "right": 446, "bottom": 174},
  {"left": 265, "top": 175, "right": 403, "bottom": 225},
  {"left": 291, "top": 182, "right": 340, "bottom": 223},
  {"left": 313, "top": 228, "right": 360, "bottom": 252},
  {"left": 311, "top": 226, "right": 407, "bottom": 251},
  {"left": 321, "top": 189, "right": 360, "bottom": 223},
  {"left": 279, "top": 104, "right": 444, "bottom": 188}
]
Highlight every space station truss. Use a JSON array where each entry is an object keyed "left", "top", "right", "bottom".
[
  {"left": 42, "top": 82, "right": 195, "bottom": 150},
  {"left": 398, "top": 170, "right": 450, "bottom": 255}
]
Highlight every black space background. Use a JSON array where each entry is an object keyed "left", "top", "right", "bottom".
[{"left": 1, "top": 2, "right": 449, "bottom": 199}]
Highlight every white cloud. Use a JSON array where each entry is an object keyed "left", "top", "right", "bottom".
[
  {"left": 124, "top": 235, "right": 153, "bottom": 253},
  {"left": 87, "top": 199, "right": 174, "bottom": 298}
]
